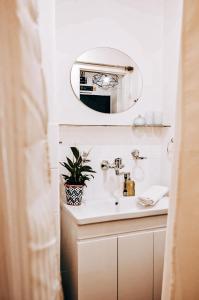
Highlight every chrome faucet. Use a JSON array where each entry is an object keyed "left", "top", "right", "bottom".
[
  {"left": 131, "top": 149, "right": 147, "bottom": 160},
  {"left": 101, "top": 157, "right": 124, "bottom": 175}
]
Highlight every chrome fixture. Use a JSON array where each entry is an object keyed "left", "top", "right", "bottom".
[
  {"left": 131, "top": 149, "right": 147, "bottom": 160},
  {"left": 167, "top": 137, "right": 174, "bottom": 154},
  {"left": 101, "top": 157, "right": 124, "bottom": 175},
  {"left": 92, "top": 73, "right": 119, "bottom": 89},
  {"left": 114, "top": 158, "right": 125, "bottom": 175}
]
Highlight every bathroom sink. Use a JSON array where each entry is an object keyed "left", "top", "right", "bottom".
[{"left": 62, "top": 196, "right": 169, "bottom": 225}]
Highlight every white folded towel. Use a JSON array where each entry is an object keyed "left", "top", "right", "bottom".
[{"left": 137, "top": 185, "right": 169, "bottom": 207}]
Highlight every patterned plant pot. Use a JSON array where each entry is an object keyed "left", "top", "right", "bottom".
[{"left": 65, "top": 184, "right": 84, "bottom": 206}]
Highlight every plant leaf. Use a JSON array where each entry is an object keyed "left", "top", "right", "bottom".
[
  {"left": 61, "top": 147, "right": 96, "bottom": 185},
  {"left": 77, "top": 155, "right": 82, "bottom": 165},
  {"left": 71, "top": 147, "right": 80, "bottom": 161},
  {"left": 67, "top": 157, "right": 74, "bottom": 168},
  {"left": 61, "top": 162, "right": 73, "bottom": 174},
  {"left": 81, "top": 166, "right": 96, "bottom": 173},
  {"left": 61, "top": 174, "right": 69, "bottom": 180},
  {"left": 60, "top": 162, "right": 71, "bottom": 170}
]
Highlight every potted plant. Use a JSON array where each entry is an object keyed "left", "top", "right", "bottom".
[{"left": 60, "top": 147, "right": 96, "bottom": 206}]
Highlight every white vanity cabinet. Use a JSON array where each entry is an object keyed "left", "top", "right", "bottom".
[
  {"left": 77, "top": 236, "right": 117, "bottom": 300},
  {"left": 118, "top": 229, "right": 166, "bottom": 300},
  {"left": 154, "top": 229, "right": 166, "bottom": 300},
  {"left": 61, "top": 205, "right": 167, "bottom": 300},
  {"left": 118, "top": 231, "right": 154, "bottom": 300}
]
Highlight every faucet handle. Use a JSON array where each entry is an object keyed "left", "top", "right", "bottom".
[
  {"left": 131, "top": 149, "right": 147, "bottom": 160},
  {"left": 114, "top": 158, "right": 124, "bottom": 169},
  {"left": 114, "top": 158, "right": 124, "bottom": 175},
  {"left": 101, "top": 160, "right": 110, "bottom": 170}
]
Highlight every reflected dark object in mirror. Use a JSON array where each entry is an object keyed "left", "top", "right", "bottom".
[
  {"left": 80, "top": 71, "right": 87, "bottom": 84},
  {"left": 80, "top": 95, "right": 110, "bottom": 114},
  {"left": 80, "top": 85, "right": 94, "bottom": 91}
]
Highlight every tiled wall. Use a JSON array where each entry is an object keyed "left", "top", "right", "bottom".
[{"left": 59, "top": 125, "right": 172, "bottom": 202}]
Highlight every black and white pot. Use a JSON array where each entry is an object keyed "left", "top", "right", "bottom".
[{"left": 65, "top": 184, "right": 84, "bottom": 206}]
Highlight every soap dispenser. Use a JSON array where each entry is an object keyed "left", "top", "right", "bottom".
[
  {"left": 123, "top": 173, "right": 135, "bottom": 196},
  {"left": 127, "top": 174, "right": 135, "bottom": 196}
]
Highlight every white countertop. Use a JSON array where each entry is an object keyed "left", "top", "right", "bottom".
[{"left": 62, "top": 196, "right": 169, "bottom": 225}]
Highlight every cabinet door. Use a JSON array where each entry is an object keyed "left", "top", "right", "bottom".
[
  {"left": 154, "top": 229, "right": 166, "bottom": 300},
  {"left": 118, "top": 231, "right": 153, "bottom": 300},
  {"left": 77, "top": 236, "right": 117, "bottom": 300}
]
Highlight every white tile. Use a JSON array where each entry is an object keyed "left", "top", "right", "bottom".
[{"left": 59, "top": 144, "right": 169, "bottom": 202}]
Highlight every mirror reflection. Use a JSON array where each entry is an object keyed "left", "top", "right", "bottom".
[{"left": 71, "top": 47, "right": 142, "bottom": 114}]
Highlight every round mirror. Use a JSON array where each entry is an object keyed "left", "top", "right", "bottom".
[{"left": 71, "top": 47, "right": 142, "bottom": 114}]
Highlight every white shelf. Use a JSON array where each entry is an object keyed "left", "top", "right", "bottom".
[
  {"left": 59, "top": 124, "right": 171, "bottom": 128},
  {"left": 133, "top": 124, "right": 171, "bottom": 128}
]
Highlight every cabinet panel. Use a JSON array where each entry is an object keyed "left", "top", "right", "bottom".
[
  {"left": 78, "top": 236, "right": 117, "bottom": 300},
  {"left": 154, "top": 229, "right": 166, "bottom": 300},
  {"left": 118, "top": 231, "right": 153, "bottom": 300}
]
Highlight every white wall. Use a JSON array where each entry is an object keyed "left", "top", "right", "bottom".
[
  {"left": 56, "top": 0, "right": 182, "bottom": 199},
  {"left": 160, "top": 0, "right": 183, "bottom": 186},
  {"left": 56, "top": 0, "right": 165, "bottom": 125}
]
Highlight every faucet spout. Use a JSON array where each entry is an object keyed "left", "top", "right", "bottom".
[{"left": 101, "top": 157, "right": 124, "bottom": 175}]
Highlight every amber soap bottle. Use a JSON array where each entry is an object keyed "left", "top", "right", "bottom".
[{"left": 123, "top": 173, "right": 135, "bottom": 196}]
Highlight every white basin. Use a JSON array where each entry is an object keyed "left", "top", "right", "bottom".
[{"left": 62, "top": 196, "right": 169, "bottom": 225}]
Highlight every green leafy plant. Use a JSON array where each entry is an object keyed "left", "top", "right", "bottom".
[{"left": 60, "top": 147, "right": 96, "bottom": 186}]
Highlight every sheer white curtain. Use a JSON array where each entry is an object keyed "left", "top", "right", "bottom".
[
  {"left": 0, "top": 1, "right": 63, "bottom": 299},
  {"left": 162, "top": 0, "right": 199, "bottom": 299}
]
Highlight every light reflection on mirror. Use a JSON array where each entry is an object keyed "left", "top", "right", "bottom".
[{"left": 71, "top": 47, "right": 142, "bottom": 114}]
